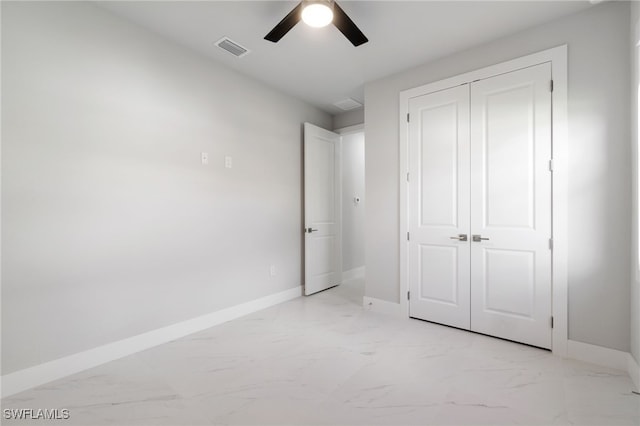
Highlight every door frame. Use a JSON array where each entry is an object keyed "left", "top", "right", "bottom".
[{"left": 399, "top": 45, "right": 568, "bottom": 357}]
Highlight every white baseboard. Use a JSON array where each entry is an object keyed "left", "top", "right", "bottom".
[
  {"left": 567, "top": 339, "right": 629, "bottom": 371},
  {"left": 1, "top": 286, "right": 302, "bottom": 398},
  {"left": 343, "top": 266, "right": 365, "bottom": 281},
  {"left": 628, "top": 353, "right": 640, "bottom": 392},
  {"left": 362, "top": 296, "right": 402, "bottom": 317}
]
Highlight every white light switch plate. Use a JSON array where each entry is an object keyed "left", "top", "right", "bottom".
[
  {"left": 201, "top": 152, "right": 209, "bottom": 165},
  {"left": 225, "top": 156, "right": 233, "bottom": 169}
]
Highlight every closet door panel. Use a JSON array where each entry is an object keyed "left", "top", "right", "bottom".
[
  {"left": 470, "top": 63, "right": 552, "bottom": 349},
  {"left": 408, "top": 84, "right": 471, "bottom": 330}
]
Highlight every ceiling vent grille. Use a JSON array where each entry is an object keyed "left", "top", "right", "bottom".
[
  {"left": 215, "top": 37, "right": 250, "bottom": 58},
  {"left": 333, "top": 98, "right": 363, "bottom": 111}
]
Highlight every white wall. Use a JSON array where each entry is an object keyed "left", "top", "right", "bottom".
[
  {"left": 340, "top": 131, "right": 365, "bottom": 273},
  {"left": 333, "top": 108, "right": 364, "bottom": 130},
  {"left": 365, "top": 2, "right": 631, "bottom": 352},
  {"left": 1, "top": 1, "right": 331, "bottom": 374},
  {"left": 631, "top": 0, "right": 640, "bottom": 367}
]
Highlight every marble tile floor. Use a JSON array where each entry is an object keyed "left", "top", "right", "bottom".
[{"left": 2, "top": 278, "right": 639, "bottom": 426}]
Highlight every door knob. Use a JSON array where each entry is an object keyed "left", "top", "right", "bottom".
[
  {"left": 449, "top": 234, "right": 468, "bottom": 241},
  {"left": 472, "top": 235, "right": 489, "bottom": 242},
  {"left": 306, "top": 228, "right": 318, "bottom": 233}
]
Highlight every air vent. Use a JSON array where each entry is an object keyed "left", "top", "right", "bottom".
[
  {"left": 333, "top": 98, "right": 363, "bottom": 111},
  {"left": 215, "top": 37, "right": 250, "bottom": 58}
]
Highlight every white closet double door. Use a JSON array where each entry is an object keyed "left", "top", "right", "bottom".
[{"left": 408, "top": 63, "right": 552, "bottom": 349}]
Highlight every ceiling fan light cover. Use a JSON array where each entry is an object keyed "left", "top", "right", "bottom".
[{"left": 302, "top": 3, "right": 334, "bottom": 28}]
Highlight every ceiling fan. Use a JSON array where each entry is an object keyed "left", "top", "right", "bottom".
[{"left": 264, "top": 0, "right": 368, "bottom": 47}]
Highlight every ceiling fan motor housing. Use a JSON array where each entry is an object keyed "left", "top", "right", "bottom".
[{"left": 301, "top": 1, "right": 334, "bottom": 28}]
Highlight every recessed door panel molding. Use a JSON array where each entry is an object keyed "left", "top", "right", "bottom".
[
  {"left": 419, "top": 101, "right": 460, "bottom": 227},
  {"left": 307, "top": 140, "right": 336, "bottom": 224},
  {"left": 482, "top": 248, "right": 535, "bottom": 319},
  {"left": 418, "top": 244, "right": 459, "bottom": 306},
  {"left": 408, "top": 84, "right": 471, "bottom": 330},
  {"left": 304, "top": 123, "right": 342, "bottom": 296},
  {"left": 470, "top": 62, "right": 552, "bottom": 349},
  {"left": 310, "top": 236, "right": 337, "bottom": 276},
  {"left": 483, "top": 83, "right": 536, "bottom": 230}
]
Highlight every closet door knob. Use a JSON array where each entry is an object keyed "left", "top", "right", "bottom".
[
  {"left": 472, "top": 235, "right": 489, "bottom": 242},
  {"left": 449, "top": 234, "right": 468, "bottom": 241}
]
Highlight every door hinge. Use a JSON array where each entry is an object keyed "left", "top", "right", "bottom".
[
  {"left": 406, "top": 172, "right": 410, "bottom": 182},
  {"left": 549, "top": 238, "right": 554, "bottom": 250},
  {"left": 549, "top": 159, "right": 554, "bottom": 172},
  {"left": 407, "top": 291, "right": 411, "bottom": 300},
  {"left": 407, "top": 232, "right": 410, "bottom": 241},
  {"left": 407, "top": 113, "right": 410, "bottom": 123},
  {"left": 551, "top": 316, "right": 554, "bottom": 329},
  {"left": 550, "top": 80, "right": 554, "bottom": 92}
]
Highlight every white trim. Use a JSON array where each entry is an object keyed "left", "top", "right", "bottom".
[
  {"left": 399, "top": 45, "right": 569, "bottom": 357},
  {"left": 567, "top": 340, "right": 629, "bottom": 371},
  {"left": 363, "top": 296, "right": 402, "bottom": 318},
  {"left": 335, "top": 123, "right": 364, "bottom": 135},
  {"left": 628, "top": 353, "right": 640, "bottom": 391},
  {"left": 1, "top": 286, "right": 302, "bottom": 398},
  {"left": 549, "top": 46, "right": 569, "bottom": 358},
  {"left": 399, "top": 84, "right": 409, "bottom": 322},
  {"left": 343, "top": 266, "right": 365, "bottom": 281}
]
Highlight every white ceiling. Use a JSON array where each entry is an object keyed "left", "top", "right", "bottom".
[{"left": 97, "top": 1, "right": 594, "bottom": 115}]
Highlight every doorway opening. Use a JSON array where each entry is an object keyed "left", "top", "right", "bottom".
[{"left": 338, "top": 125, "right": 365, "bottom": 306}]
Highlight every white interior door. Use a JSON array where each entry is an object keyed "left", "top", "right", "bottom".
[
  {"left": 407, "top": 63, "right": 552, "bottom": 349},
  {"left": 470, "top": 63, "right": 552, "bottom": 349},
  {"left": 304, "top": 122, "right": 342, "bottom": 296},
  {"left": 408, "top": 84, "right": 471, "bottom": 329}
]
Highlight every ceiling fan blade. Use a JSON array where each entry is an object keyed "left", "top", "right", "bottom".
[
  {"left": 332, "top": 2, "right": 368, "bottom": 47},
  {"left": 264, "top": 3, "right": 303, "bottom": 43}
]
